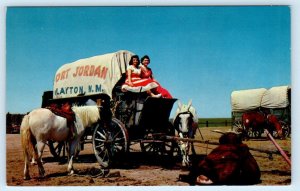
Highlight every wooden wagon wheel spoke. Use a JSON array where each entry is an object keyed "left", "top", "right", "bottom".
[
  {"left": 96, "top": 130, "right": 106, "bottom": 139},
  {"left": 144, "top": 143, "right": 154, "bottom": 151},
  {"left": 96, "top": 147, "right": 106, "bottom": 156},
  {"left": 111, "top": 129, "right": 122, "bottom": 140},
  {"left": 114, "top": 137, "right": 125, "bottom": 142},
  {"left": 164, "top": 142, "right": 174, "bottom": 151},
  {"left": 113, "top": 140, "right": 126, "bottom": 150},
  {"left": 113, "top": 145, "right": 124, "bottom": 152},
  {"left": 94, "top": 142, "right": 105, "bottom": 148}
]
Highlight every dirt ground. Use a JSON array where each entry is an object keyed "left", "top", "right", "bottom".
[{"left": 6, "top": 126, "right": 291, "bottom": 186}]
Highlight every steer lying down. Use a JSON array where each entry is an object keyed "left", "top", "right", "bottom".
[{"left": 181, "top": 132, "right": 261, "bottom": 185}]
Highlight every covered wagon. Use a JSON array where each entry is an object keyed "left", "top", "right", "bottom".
[
  {"left": 41, "top": 50, "right": 178, "bottom": 167},
  {"left": 231, "top": 85, "right": 291, "bottom": 138}
]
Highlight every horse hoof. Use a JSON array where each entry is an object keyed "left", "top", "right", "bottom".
[
  {"left": 69, "top": 170, "right": 75, "bottom": 175},
  {"left": 39, "top": 171, "right": 45, "bottom": 178},
  {"left": 23, "top": 176, "right": 31, "bottom": 180}
]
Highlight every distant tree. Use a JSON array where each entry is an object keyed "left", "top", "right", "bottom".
[{"left": 6, "top": 113, "right": 25, "bottom": 134}]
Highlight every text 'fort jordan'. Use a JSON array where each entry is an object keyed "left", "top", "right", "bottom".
[{"left": 54, "top": 65, "right": 108, "bottom": 96}]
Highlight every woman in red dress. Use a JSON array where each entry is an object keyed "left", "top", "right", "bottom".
[
  {"left": 140, "top": 55, "right": 172, "bottom": 98},
  {"left": 121, "top": 55, "right": 161, "bottom": 97}
]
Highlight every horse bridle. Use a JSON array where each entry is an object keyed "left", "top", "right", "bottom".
[{"left": 174, "top": 111, "right": 194, "bottom": 135}]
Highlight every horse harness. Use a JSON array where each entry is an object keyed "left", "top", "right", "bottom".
[{"left": 174, "top": 111, "right": 194, "bottom": 137}]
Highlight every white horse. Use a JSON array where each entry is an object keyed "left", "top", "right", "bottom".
[
  {"left": 21, "top": 105, "right": 100, "bottom": 180},
  {"left": 173, "top": 100, "right": 198, "bottom": 167}
]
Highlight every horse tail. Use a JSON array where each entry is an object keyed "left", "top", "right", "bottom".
[{"left": 20, "top": 115, "right": 36, "bottom": 161}]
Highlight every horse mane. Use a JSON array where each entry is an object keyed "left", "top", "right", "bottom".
[{"left": 72, "top": 105, "right": 100, "bottom": 128}]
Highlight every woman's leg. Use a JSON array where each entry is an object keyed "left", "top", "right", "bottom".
[{"left": 147, "top": 90, "right": 161, "bottom": 98}]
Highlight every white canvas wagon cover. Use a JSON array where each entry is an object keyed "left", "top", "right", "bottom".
[
  {"left": 261, "top": 86, "right": 290, "bottom": 108},
  {"left": 231, "top": 88, "right": 267, "bottom": 112},
  {"left": 53, "top": 50, "right": 134, "bottom": 99}
]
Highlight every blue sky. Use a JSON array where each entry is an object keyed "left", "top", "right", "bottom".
[{"left": 6, "top": 6, "right": 291, "bottom": 117}]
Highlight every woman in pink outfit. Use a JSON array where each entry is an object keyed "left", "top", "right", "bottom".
[{"left": 140, "top": 55, "right": 172, "bottom": 98}]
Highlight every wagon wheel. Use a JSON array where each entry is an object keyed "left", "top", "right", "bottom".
[
  {"left": 247, "top": 127, "right": 262, "bottom": 138},
  {"left": 140, "top": 122, "right": 178, "bottom": 156},
  {"left": 48, "top": 141, "right": 66, "bottom": 159},
  {"left": 92, "top": 118, "right": 129, "bottom": 168},
  {"left": 140, "top": 139, "right": 177, "bottom": 156},
  {"left": 233, "top": 120, "right": 243, "bottom": 133},
  {"left": 233, "top": 121, "right": 258, "bottom": 139},
  {"left": 279, "top": 121, "right": 291, "bottom": 138}
]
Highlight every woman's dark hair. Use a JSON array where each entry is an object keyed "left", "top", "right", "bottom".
[
  {"left": 129, "top": 55, "right": 140, "bottom": 65},
  {"left": 141, "top": 55, "right": 150, "bottom": 63}
]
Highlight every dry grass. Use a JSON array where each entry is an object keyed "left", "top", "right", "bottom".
[{"left": 6, "top": 126, "right": 291, "bottom": 186}]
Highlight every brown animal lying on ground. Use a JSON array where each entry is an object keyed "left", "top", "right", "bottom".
[{"left": 182, "top": 132, "right": 261, "bottom": 185}]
